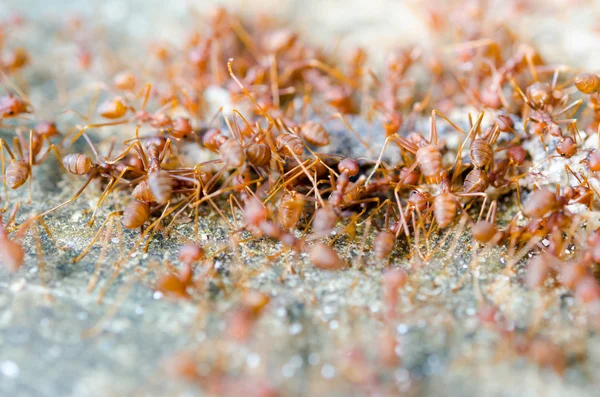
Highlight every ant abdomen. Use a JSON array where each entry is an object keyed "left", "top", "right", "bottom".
[
  {"left": 309, "top": 243, "right": 344, "bottom": 270},
  {"left": 275, "top": 133, "right": 304, "bottom": 158},
  {"left": 219, "top": 139, "right": 245, "bottom": 168},
  {"left": 132, "top": 180, "right": 155, "bottom": 202},
  {"left": 299, "top": 121, "right": 330, "bottom": 147},
  {"left": 98, "top": 97, "right": 128, "bottom": 119},
  {"left": 148, "top": 170, "right": 173, "bottom": 204},
  {"left": 463, "top": 168, "right": 489, "bottom": 193},
  {"left": 373, "top": 231, "right": 396, "bottom": 259},
  {"left": 123, "top": 199, "right": 150, "bottom": 229},
  {"left": 574, "top": 73, "right": 600, "bottom": 94},
  {"left": 416, "top": 144, "right": 442, "bottom": 182},
  {"left": 6, "top": 160, "right": 30, "bottom": 189},
  {"left": 470, "top": 139, "right": 493, "bottom": 168},
  {"left": 113, "top": 71, "right": 137, "bottom": 91},
  {"left": 245, "top": 143, "right": 271, "bottom": 167},
  {"left": 433, "top": 192, "right": 457, "bottom": 228},
  {"left": 63, "top": 153, "right": 94, "bottom": 175},
  {"left": 312, "top": 206, "right": 338, "bottom": 234},
  {"left": 278, "top": 193, "right": 304, "bottom": 230}
]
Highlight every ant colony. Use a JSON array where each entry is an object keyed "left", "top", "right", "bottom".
[{"left": 2, "top": 3, "right": 600, "bottom": 394}]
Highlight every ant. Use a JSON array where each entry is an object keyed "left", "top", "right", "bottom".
[
  {"left": 38, "top": 133, "right": 145, "bottom": 224},
  {"left": 1, "top": 127, "right": 64, "bottom": 204},
  {"left": 510, "top": 70, "right": 582, "bottom": 149},
  {"left": 368, "top": 108, "right": 469, "bottom": 185}
]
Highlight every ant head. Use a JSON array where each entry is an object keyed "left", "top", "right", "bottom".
[
  {"left": 35, "top": 121, "right": 60, "bottom": 138},
  {"left": 496, "top": 113, "right": 514, "bottom": 132},
  {"left": 407, "top": 131, "right": 426, "bottom": 146},
  {"left": 506, "top": 145, "right": 527, "bottom": 165},
  {"left": 144, "top": 136, "right": 167, "bottom": 151},
  {"left": 526, "top": 82, "right": 552, "bottom": 109},
  {"left": 1, "top": 94, "right": 30, "bottom": 117},
  {"left": 480, "top": 86, "right": 502, "bottom": 109},
  {"left": 557, "top": 137, "right": 576, "bottom": 157},
  {"left": 338, "top": 158, "right": 359, "bottom": 176},
  {"left": 563, "top": 186, "right": 575, "bottom": 201}
]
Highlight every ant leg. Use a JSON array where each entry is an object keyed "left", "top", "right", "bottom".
[
  {"left": 29, "top": 217, "right": 53, "bottom": 302},
  {"left": 304, "top": 59, "right": 354, "bottom": 87},
  {"left": 442, "top": 214, "right": 468, "bottom": 269},
  {"left": 228, "top": 17, "right": 262, "bottom": 62},
  {"left": 144, "top": 202, "right": 172, "bottom": 252},
  {"left": 477, "top": 196, "right": 488, "bottom": 222},
  {"left": 35, "top": 144, "right": 67, "bottom": 172},
  {"left": 88, "top": 216, "right": 114, "bottom": 292},
  {"left": 444, "top": 38, "right": 498, "bottom": 53},
  {"left": 206, "top": 195, "right": 234, "bottom": 230},
  {"left": 0, "top": 138, "right": 16, "bottom": 209},
  {"left": 117, "top": 199, "right": 189, "bottom": 266},
  {"left": 415, "top": 207, "right": 431, "bottom": 255},
  {"left": 509, "top": 78, "right": 539, "bottom": 111},
  {"left": 27, "top": 130, "right": 34, "bottom": 203},
  {"left": 203, "top": 166, "right": 227, "bottom": 194},
  {"left": 153, "top": 97, "right": 177, "bottom": 119},
  {"left": 70, "top": 120, "right": 129, "bottom": 145},
  {"left": 451, "top": 112, "right": 485, "bottom": 184},
  {"left": 38, "top": 174, "right": 95, "bottom": 218},
  {"left": 193, "top": 176, "right": 262, "bottom": 209},
  {"left": 0, "top": 70, "right": 32, "bottom": 107},
  {"left": 158, "top": 138, "right": 173, "bottom": 163},
  {"left": 393, "top": 181, "right": 412, "bottom": 239},
  {"left": 228, "top": 59, "right": 275, "bottom": 128},
  {"left": 180, "top": 89, "right": 200, "bottom": 118},
  {"left": 329, "top": 208, "right": 367, "bottom": 245},
  {"left": 35, "top": 216, "right": 57, "bottom": 247},
  {"left": 332, "top": 113, "right": 372, "bottom": 154},
  {"left": 88, "top": 178, "right": 115, "bottom": 227},
  {"left": 410, "top": 212, "right": 424, "bottom": 261},
  {"left": 5, "top": 201, "right": 20, "bottom": 228},
  {"left": 137, "top": 83, "right": 152, "bottom": 112},
  {"left": 0, "top": 138, "right": 17, "bottom": 160},
  {"left": 564, "top": 164, "right": 582, "bottom": 184},
  {"left": 455, "top": 111, "right": 485, "bottom": 154},
  {"left": 12, "top": 135, "right": 24, "bottom": 164},
  {"left": 270, "top": 54, "right": 280, "bottom": 109},
  {"left": 231, "top": 110, "right": 257, "bottom": 143},
  {"left": 456, "top": 191, "right": 487, "bottom": 200},
  {"left": 163, "top": 193, "right": 202, "bottom": 236},
  {"left": 105, "top": 141, "right": 144, "bottom": 165},
  {"left": 423, "top": 218, "right": 460, "bottom": 262},
  {"left": 263, "top": 162, "right": 315, "bottom": 204},
  {"left": 431, "top": 109, "right": 467, "bottom": 142},
  {"left": 286, "top": 147, "right": 324, "bottom": 206},
  {"left": 525, "top": 52, "right": 539, "bottom": 82},
  {"left": 486, "top": 200, "right": 497, "bottom": 223},
  {"left": 366, "top": 134, "right": 417, "bottom": 184},
  {"left": 557, "top": 99, "right": 583, "bottom": 119}
]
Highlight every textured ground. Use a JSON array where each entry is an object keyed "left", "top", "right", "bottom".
[{"left": 2, "top": 1, "right": 600, "bottom": 397}]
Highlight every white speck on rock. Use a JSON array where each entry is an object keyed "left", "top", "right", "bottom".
[{"left": 0, "top": 361, "right": 20, "bottom": 378}]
